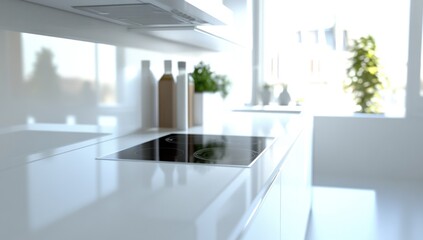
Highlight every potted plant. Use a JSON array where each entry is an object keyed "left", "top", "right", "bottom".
[
  {"left": 190, "top": 61, "right": 230, "bottom": 98},
  {"left": 261, "top": 83, "right": 273, "bottom": 105},
  {"left": 189, "top": 61, "right": 231, "bottom": 125},
  {"left": 345, "top": 35, "right": 387, "bottom": 113}
]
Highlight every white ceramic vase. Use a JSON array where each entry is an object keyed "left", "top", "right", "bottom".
[{"left": 278, "top": 87, "right": 291, "bottom": 106}]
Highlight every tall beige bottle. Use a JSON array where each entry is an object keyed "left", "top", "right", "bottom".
[{"left": 159, "top": 60, "right": 175, "bottom": 128}]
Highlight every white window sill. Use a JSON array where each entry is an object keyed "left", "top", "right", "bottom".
[{"left": 232, "top": 104, "right": 302, "bottom": 114}]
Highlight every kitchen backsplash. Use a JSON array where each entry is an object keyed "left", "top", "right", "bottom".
[
  {"left": 0, "top": 0, "right": 251, "bottom": 137},
  {"left": 0, "top": 30, "right": 251, "bottom": 135}
]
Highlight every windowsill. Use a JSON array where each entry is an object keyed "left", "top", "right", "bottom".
[
  {"left": 232, "top": 104, "right": 302, "bottom": 114},
  {"left": 313, "top": 111, "right": 405, "bottom": 119},
  {"left": 232, "top": 105, "right": 406, "bottom": 119}
]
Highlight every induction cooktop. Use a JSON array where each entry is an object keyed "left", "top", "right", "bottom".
[{"left": 98, "top": 134, "right": 275, "bottom": 167}]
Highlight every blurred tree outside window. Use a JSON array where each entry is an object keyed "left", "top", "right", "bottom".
[{"left": 262, "top": 0, "right": 409, "bottom": 116}]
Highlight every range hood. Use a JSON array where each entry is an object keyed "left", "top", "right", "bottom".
[{"left": 24, "top": 0, "right": 233, "bottom": 28}]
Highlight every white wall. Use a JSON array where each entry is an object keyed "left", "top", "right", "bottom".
[
  {"left": 0, "top": 0, "right": 251, "bottom": 137},
  {"left": 313, "top": 116, "right": 423, "bottom": 184}
]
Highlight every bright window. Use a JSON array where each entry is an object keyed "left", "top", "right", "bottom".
[{"left": 262, "top": 0, "right": 409, "bottom": 116}]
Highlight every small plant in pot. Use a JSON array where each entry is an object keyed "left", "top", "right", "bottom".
[
  {"left": 261, "top": 83, "right": 273, "bottom": 105},
  {"left": 190, "top": 61, "right": 230, "bottom": 98},
  {"left": 345, "top": 35, "right": 388, "bottom": 113},
  {"left": 189, "top": 61, "right": 231, "bottom": 125}
]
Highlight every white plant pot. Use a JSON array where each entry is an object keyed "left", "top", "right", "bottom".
[
  {"left": 261, "top": 89, "right": 272, "bottom": 105},
  {"left": 193, "top": 92, "right": 224, "bottom": 126}
]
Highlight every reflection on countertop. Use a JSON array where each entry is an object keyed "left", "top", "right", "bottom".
[{"left": 0, "top": 111, "right": 310, "bottom": 240}]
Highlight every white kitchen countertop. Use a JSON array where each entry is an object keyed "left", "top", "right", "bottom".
[{"left": 0, "top": 111, "right": 307, "bottom": 240}]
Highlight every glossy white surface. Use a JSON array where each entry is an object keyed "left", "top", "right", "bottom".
[
  {"left": 0, "top": 0, "right": 254, "bottom": 137},
  {"left": 307, "top": 180, "right": 423, "bottom": 240},
  {"left": 313, "top": 116, "right": 423, "bottom": 182},
  {"left": 0, "top": 27, "right": 252, "bottom": 131},
  {"left": 0, "top": 111, "right": 307, "bottom": 240},
  {"left": 242, "top": 171, "right": 282, "bottom": 240},
  {"left": 0, "top": 127, "right": 108, "bottom": 171},
  {"left": 240, "top": 122, "right": 313, "bottom": 240}
]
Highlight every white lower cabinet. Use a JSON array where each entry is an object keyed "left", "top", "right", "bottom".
[
  {"left": 280, "top": 128, "right": 312, "bottom": 240},
  {"left": 241, "top": 127, "right": 312, "bottom": 240},
  {"left": 241, "top": 171, "right": 281, "bottom": 240}
]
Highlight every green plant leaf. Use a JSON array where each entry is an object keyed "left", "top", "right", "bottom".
[
  {"left": 344, "top": 35, "right": 387, "bottom": 113},
  {"left": 190, "top": 61, "right": 231, "bottom": 98}
]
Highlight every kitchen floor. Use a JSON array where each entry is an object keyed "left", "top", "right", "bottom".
[{"left": 305, "top": 178, "right": 423, "bottom": 240}]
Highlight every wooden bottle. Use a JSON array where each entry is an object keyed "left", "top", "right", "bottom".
[{"left": 158, "top": 60, "right": 175, "bottom": 128}]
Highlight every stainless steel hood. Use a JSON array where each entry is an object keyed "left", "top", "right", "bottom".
[{"left": 23, "top": 0, "right": 233, "bottom": 28}]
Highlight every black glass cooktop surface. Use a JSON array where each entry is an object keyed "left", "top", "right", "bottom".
[{"left": 99, "top": 134, "right": 275, "bottom": 167}]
